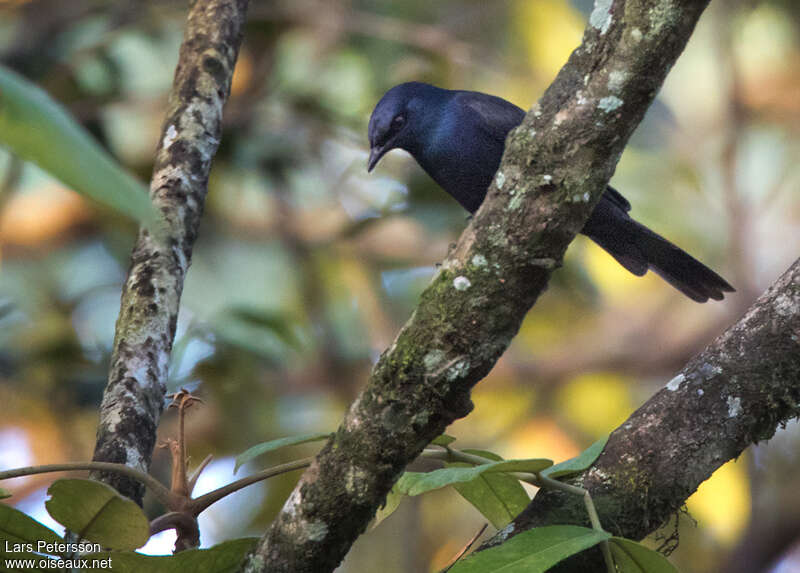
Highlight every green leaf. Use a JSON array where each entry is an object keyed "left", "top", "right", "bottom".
[
  {"left": 541, "top": 436, "right": 608, "bottom": 479},
  {"left": 610, "top": 538, "right": 678, "bottom": 573},
  {"left": 0, "top": 502, "right": 64, "bottom": 548},
  {"left": 235, "top": 432, "right": 331, "bottom": 473},
  {"left": 371, "top": 487, "right": 403, "bottom": 530},
  {"left": 45, "top": 479, "right": 150, "bottom": 550},
  {"left": 450, "top": 462, "right": 530, "bottom": 529},
  {"left": 84, "top": 538, "right": 259, "bottom": 573},
  {"left": 396, "top": 458, "right": 552, "bottom": 497},
  {"left": 0, "top": 488, "right": 11, "bottom": 500},
  {"left": 0, "top": 65, "right": 156, "bottom": 225},
  {"left": 449, "top": 525, "right": 611, "bottom": 573},
  {"left": 431, "top": 434, "right": 457, "bottom": 447}
]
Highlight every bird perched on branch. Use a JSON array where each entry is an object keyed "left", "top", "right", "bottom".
[{"left": 367, "top": 82, "right": 734, "bottom": 302}]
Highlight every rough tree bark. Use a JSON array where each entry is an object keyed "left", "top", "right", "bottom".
[
  {"left": 480, "top": 257, "right": 800, "bottom": 570},
  {"left": 90, "top": 0, "right": 249, "bottom": 503},
  {"left": 244, "top": 0, "right": 712, "bottom": 571}
]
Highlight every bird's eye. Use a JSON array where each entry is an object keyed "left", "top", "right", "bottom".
[{"left": 392, "top": 115, "right": 406, "bottom": 128}]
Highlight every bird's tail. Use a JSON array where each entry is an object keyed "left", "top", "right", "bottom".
[{"left": 582, "top": 191, "right": 735, "bottom": 302}]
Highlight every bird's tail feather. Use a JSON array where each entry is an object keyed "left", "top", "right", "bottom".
[{"left": 583, "top": 194, "right": 735, "bottom": 302}]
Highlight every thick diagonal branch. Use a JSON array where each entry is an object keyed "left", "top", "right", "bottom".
[
  {"left": 484, "top": 257, "right": 800, "bottom": 571},
  {"left": 244, "top": 1, "right": 711, "bottom": 571},
  {"left": 91, "top": 0, "right": 249, "bottom": 503}
]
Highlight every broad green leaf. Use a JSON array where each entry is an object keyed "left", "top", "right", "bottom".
[
  {"left": 450, "top": 462, "right": 530, "bottom": 529},
  {"left": 0, "top": 502, "right": 64, "bottom": 548},
  {"left": 84, "top": 537, "right": 258, "bottom": 573},
  {"left": 0, "top": 65, "right": 156, "bottom": 225},
  {"left": 449, "top": 525, "right": 611, "bottom": 573},
  {"left": 371, "top": 487, "right": 403, "bottom": 530},
  {"left": 610, "top": 537, "right": 678, "bottom": 573},
  {"left": 0, "top": 488, "right": 11, "bottom": 500},
  {"left": 45, "top": 479, "right": 149, "bottom": 550},
  {"left": 431, "top": 434, "right": 457, "bottom": 447},
  {"left": 396, "top": 458, "right": 552, "bottom": 497},
  {"left": 541, "top": 436, "right": 608, "bottom": 479},
  {"left": 235, "top": 432, "right": 331, "bottom": 473}
]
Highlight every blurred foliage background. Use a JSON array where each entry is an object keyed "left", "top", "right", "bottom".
[{"left": 0, "top": 0, "right": 799, "bottom": 571}]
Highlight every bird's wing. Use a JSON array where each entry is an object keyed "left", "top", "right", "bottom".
[
  {"left": 456, "top": 92, "right": 633, "bottom": 214},
  {"left": 455, "top": 91, "right": 526, "bottom": 145}
]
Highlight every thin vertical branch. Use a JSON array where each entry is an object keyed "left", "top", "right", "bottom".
[{"left": 90, "top": 0, "right": 249, "bottom": 503}]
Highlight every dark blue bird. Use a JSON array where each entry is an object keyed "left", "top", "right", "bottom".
[{"left": 367, "top": 82, "right": 734, "bottom": 302}]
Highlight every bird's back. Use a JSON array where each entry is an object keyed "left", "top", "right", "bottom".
[{"left": 414, "top": 90, "right": 525, "bottom": 213}]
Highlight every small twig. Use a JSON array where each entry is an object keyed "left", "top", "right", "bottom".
[
  {"left": 150, "top": 512, "right": 200, "bottom": 553},
  {"left": 0, "top": 462, "right": 174, "bottom": 508},
  {"left": 165, "top": 389, "right": 204, "bottom": 499},
  {"left": 187, "top": 454, "right": 214, "bottom": 494},
  {"left": 442, "top": 523, "right": 488, "bottom": 573},
  {"left": 189, "top": 458, "right": 312, "bottom": 515},
  {"left": 537, "top": 474, "right": 614, "bottom": 573}
]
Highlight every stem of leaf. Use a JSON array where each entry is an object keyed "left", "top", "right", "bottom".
[
  {"left": 189, "top": 457, "right": 312, "bottom": 515},
  {"left": 537, "top": 474, "right": 614, "bottom": 573},
  {"left": 0, "top": 462, "right": 174, "bottom": 508}
]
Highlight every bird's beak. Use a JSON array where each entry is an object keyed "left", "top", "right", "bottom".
[{"left": 367, "top": 145, "right": 387, "bottom": 172}]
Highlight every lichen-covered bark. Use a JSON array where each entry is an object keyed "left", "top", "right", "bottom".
[
  {"left": 244, "top": 1, "right": 711, "bottom": 571},
  {"left": 488, "top": 257, "right": 800, "bottom": 571},
  {"left": 91, "top": 0, "right": 249, "bottom": 503}
]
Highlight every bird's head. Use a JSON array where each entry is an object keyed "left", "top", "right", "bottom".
[{"left": 367, "top": 82, "right": 439, "bottom": 172}]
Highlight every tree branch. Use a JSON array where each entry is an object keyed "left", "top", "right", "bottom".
[
  {"left": 244, "top": 0, "right": 711, "bottom": 571},
  {"left": 90, "top": 0, "right": 249, "bottom": 503},
  {"left": 484, "top": 256, "right": 800, "bottom": 571}
]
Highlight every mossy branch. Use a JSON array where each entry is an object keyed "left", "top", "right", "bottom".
[
  {"left": 244, "top": 0, "right": 713, "bottom": 571},
  {"left": 486, "top": 256, "right": 800, "bottom": 571}
]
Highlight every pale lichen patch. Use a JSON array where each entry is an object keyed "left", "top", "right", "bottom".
[
  {"left": 698, "top": 363, "right": 723, "bottom": 379},
  {"left": 508, "top": 193, "right": 525, "bottom": 211},
  {"left": 666, "top": 373, "right": 685, "bottom": 391},
  {"left": 607, "top": 70, "right": 629, "bottom": 92},
  {"left": 446, "top": 359, "right": 471, "bottom": 381},
  {"left": 281, "top": 487, "right": 303, "bottom": 519},
  {"left": 727, "top": 396, "right": 743, "bottom": 418},
  {"left": 589, "top": 0, "right": 614, "bottom": 35},
  {"left": 471, "top": 254, "right": 488, "bottom": 268},
  {"left": 423, "top": 349, "right": 446, "bottom": 371},
  {"left": 774, "top": 292, "right": 797, "bottom": 318},
  {"left": 163, "top": 124, "right": 178, "bottom": 149},
  {"left": 598, "top": 96, "right": 623, "bottom": 113},
  {"left": 495, "top": 522, "right": 515, "bottom": 542},
  {"left": 306, "top": 521, "right": 329, "bottom": 542},
  {"left": 495, "top": 171, "right": 506, "bottom": 190},
  {"left": 453, "top": 276, "right": 472, "bottom": 291}
]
